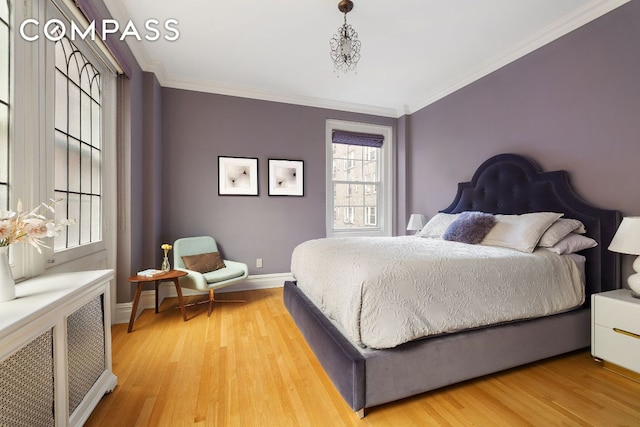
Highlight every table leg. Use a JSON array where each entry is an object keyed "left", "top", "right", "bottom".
[
  {"left": 155, "top": 280, "right": 160, "bottom": 313},
  {"left": 173, "top": 278, "right": 188, "bottom": 321},
  {"left": 128, "top": 282, "right": 144, "bottom": 333}
]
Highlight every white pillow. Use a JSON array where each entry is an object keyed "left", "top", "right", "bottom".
[
  {"left": 481, "top": 212, "right": 563, "bottom": 253},
  {"left": 544, "top": 233, "right": 597, "bottom": 255},
  {"left": 417, "top": 213, "right": 459, "bottom": 238},
  {"left": 538, "top": 218, "right": 586, "bottom": 247}
]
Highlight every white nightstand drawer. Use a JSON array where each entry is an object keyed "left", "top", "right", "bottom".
[
  {"left": 593, "top": 292, "right": 640, "bottom": 335},
  {"left": 593, "top": 324, "right": 640, "bottom": 373}
]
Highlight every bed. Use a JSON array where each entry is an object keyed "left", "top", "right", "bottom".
[{"left": 283, "top": 153, "right": 621, "bottom": 417}]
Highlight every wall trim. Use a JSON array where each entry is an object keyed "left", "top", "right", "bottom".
[{"left": 113, "top": 272, "right": 293, "bottom": 325}]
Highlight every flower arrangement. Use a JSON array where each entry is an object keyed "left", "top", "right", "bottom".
[
  {"left": 161, "top": 243, "right": 172, "bottom": 257},
  {"left": 0, "top": 199, "right": 75, "bottom": 253},
  {"left": 161, "top": 243, "right": 172, "bottom": 271}
]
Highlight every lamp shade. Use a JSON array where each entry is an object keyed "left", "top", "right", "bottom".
[
  {"left": 406, "top": 214, "right": 427, "bottom": 232},
  {"left": 608, "top": 217, "right": 640, "bottom": 255}
]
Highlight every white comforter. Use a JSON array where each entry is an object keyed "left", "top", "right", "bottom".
[{"left": 291, "top": 236, "right": 584, "bottom": 349}]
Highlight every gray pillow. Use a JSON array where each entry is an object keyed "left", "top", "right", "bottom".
[{"left": 443, "top": 212, "right": 496, "bottom": 244}]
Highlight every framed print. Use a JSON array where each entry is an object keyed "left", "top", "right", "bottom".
[
  {"left": 218, "top": 156, "right": 259, "bottom": 196},
  {"left": 268, "top": 159, "right": 304, "bottom": 196}
]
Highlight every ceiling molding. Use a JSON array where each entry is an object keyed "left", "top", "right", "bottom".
[
  {"left": 158, "top": 74, "right": 401, "bottom": 118},
  {"left": 407, "top": 0, "right": 631, "bottom": 114}
]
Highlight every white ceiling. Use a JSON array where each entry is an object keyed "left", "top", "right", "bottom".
[{"left": 102, "top": 0, "right": 629, "bottom": 118}]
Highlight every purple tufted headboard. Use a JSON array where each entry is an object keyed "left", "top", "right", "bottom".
[{"left": 440, "top": 153, "right": 620, "bottom": 300}]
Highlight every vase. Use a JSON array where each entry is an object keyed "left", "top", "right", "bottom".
[
  {"left": 161, "top": 255, "right": 170, "bottom": 272},
  {"left": 0, "top": 246, "right": 16, "bottom": 302}
]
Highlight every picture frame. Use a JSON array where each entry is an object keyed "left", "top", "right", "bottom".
[
  {"left": 268, "top": 159, "right": 304, "bottom": 197},
  {"left": 218, "top": 156, "right": 259, "bottom": 196}
]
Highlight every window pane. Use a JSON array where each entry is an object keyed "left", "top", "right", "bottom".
[
  {"left": 0, "top": 184, "right": 6, "bottom": 212},
  {"left": 67, "top": 193, "right": 80, "bottom": 247},
  {"left": 91, "top": 100, "right": 100, "bottom": 148},
  {"left": 68, "top": 52, "right": 81, "bottom": 86},
  {"left": 80, "top": 64, "right": 91, "bottom": 94},
  {"left": 91, "top": 195, "right": 100, "bottom": 241},
  {"left": 68, "top": 83, "right": 80, "bottom": 138},
  {"left": 54, "top": 131, "right": 67, "bottom": 191},
  {"left": 90, "top": 76, "right": 100, "bottom": 100},
  {"left": 0, "top": 21, "right": 8, "bottom": 102},
  {"left": 0, "top": 103, "right": 7, "bottom": 183},
  {"left": 0, "top": 1, "right": 8, "bottom": 20},
  {"left": 80, "top": 194, "right": 90, "bottom": 244},
  {"left": 91, "top": 147, "right": 100, "bottom": 193},
  {"left": 54, "top": 192, "right": 68, "bottom": 250},
  {"left": 81, "top": 91, "right": 90, "bottom": 141},
  {"left": 55, "top": 71, "right": 68, "bottom": 132},
  {"left": 68, "top": 138, "right": 80, "bottom": 192},
  {"left": 80, "top": 142, "right": 91, "bottom": 193},
  {"left": 54, "top": 36, "right": 68, "bottom": 73}
]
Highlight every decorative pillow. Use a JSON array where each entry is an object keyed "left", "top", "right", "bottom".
[
  {"left": 544, "top": 233, "right": 598, "bottom": 255},
  {"left": 481, "top": 212, "right": 563, "bottom": 253},
  {"left": 417, "top": 213, "right": 460, "bottom": 238},
  {"left": 443, "top": 212, "right": 496, "bottom": 244},
  {"left": 538, "top": 218, "right": 587, "bottom": 247},
  {"left": 181, "top": 252, "right": 226, "bottom": 273}
]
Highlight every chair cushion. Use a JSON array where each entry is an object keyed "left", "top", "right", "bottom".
[
  {"left": 181, "top": 252, "right": 226, "bottom": 273},
  {"left": 203, "top": 264, "right": 246, "bottom": 283}
]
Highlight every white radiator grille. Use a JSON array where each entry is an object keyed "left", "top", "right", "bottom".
[
  {"left": 67, "top": 296, "right": 106, "bottom": 414},
  {"left": 0, "top": 330, "right": 55, "bottom": 427}
]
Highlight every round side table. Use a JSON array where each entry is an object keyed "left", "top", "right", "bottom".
[{"left": 127, "top": 269, "right": 188, "bottom": 332}]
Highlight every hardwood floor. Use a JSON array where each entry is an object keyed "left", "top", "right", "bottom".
[{"left": 86, "top": 288, "right": 640, "bottom": 426}]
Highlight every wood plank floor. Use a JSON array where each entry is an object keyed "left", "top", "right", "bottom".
[{"left": 86, "top": 288, "right": 640, "bottom": 426}]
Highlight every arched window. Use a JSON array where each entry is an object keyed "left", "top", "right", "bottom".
[{"left": 53, "top": 34, "right": 102, "bottom": 250}]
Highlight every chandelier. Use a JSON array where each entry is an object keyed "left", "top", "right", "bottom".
[{"left": 329, "top": 0, "right": 361, "bottom": 74}]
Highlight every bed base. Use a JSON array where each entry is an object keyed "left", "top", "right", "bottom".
[{"left": 284, "top": 280, "right": 591, "bottom": 416}]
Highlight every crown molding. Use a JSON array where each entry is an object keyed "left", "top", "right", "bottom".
[
  {"left": 156, "top": 74, "right": 400, "bottom": 118},
  {"left": 406, "top": 0, "right": 631, "bottom": 114}
]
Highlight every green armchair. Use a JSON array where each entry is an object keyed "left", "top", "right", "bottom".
[{"left": 173, "top": 236, "right": 249, "bottom": 316}]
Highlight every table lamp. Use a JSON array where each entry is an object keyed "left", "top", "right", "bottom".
[
  {"left": 608, "top": 216, "right": 640, "bottom": 297},
  {"left": 406, "top": 214, "right": 427, "bottom": 235}
]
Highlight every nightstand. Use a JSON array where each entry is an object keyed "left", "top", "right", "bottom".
[{"left": 592, "top": 289, "right": 640, "bottom": 382}]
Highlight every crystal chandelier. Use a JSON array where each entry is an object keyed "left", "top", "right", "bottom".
[{"left": 330, "top": 0, "right": 361, "bottom": 74}]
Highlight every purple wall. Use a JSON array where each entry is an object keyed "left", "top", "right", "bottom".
[
  {"left": 161, "top": 90, "right": 397, "bottom": 274},
  {"left": 407, "top": 1, "right": 640, "bottom": 280},
  {"left": 409, "top": 1, "right": 640, "bottom": 216}
]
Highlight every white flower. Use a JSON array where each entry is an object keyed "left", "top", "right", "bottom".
[
  {"left": 24, "top": 219, "right": 56, "bottom": 238},
  {"left": 0, "top": 199, "right": 74, "bottom": 253}
]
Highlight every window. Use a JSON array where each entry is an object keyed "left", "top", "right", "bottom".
[
  {"left": 3, "top": 0, "right": 118, "bottom": 278},
  {"left": 53, "top": 34, "right": 102, "bottom": 250},
  {"left": 326, "top": 120, "right": 393, "bottom": 237}
]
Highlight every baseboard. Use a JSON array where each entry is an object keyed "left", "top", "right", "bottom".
[{"left": 113, "top": 272, "right": 293, "bottom": 325}]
